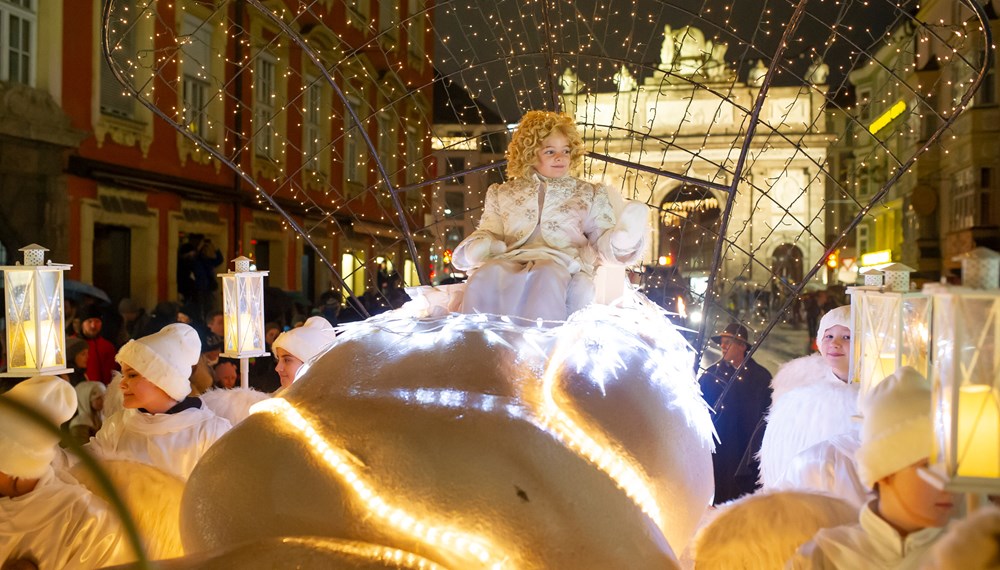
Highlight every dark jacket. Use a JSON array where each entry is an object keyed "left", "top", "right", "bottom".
[{"left": 699, "top": 357, "right": 772, "bottom": 504}]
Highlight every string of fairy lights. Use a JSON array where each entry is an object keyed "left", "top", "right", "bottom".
[{"left": 102, "top": 0, "right": 991, "bottom": 340}]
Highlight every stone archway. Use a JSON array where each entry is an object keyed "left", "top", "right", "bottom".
[{"left": 658, "top": 185, "right": 721, "bottom": 273}]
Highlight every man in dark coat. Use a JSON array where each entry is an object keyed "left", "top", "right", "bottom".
[{"left": 699, "top": 322, "right": 772, "bottom": 504}]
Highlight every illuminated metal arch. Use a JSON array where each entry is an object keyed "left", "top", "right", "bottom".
[{"left": 101, "top": 0, "right": 995, "bottom": 366}]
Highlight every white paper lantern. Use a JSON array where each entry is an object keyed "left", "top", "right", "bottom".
[
  {"left": 0, "top": 245, "right": 73, "bottom": 377},
  {"left": 925, "top": 248, "right": 1000, "bottom": 492},
  {"left": 219, "top": 256, "right": 269, "bottom": 359},
  {"left": 849, "top": 263, "right": 929, "bottom": 398}
]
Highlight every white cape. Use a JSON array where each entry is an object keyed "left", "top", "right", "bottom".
[
  {"left": 0, "top": 467, "right": 127, "bottom": 569},
  {"left": 759, "top": 354, "right": 859, "bottom": 491},
  {"left": 88, "top": 406, "right": 231, "bottom": 480}
]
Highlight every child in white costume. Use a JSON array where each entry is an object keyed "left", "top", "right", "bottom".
[
  {"left": 0, "top": 376, "right": 127, "bottom": 568},
  {"left": 758, "top": 305, "right": 867, "bottom": 508},
  {"left": 452, "top": 110, "right": 648, "bottom": 321},
  {"left": 786, "top": 367, "right": 956, "bottom": 568},
  {"left": 88, "top": 323, "right": 231, "bottom": 480}
]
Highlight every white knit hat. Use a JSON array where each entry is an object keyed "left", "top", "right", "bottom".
[
  {"left": 855, "top": 366, "right": 932, "bottom": 488},
  {"left": 0, "top": 376, "right": 77, "bottom": 478},
  {"left": 272, "top": 316, "right": 337, "bottom": 363},
  {"left": 116, "top": 323, "right": 201, "bottom": 402},
  {"left": 817, "top": 305, "right": 852, "bottom": 356}
]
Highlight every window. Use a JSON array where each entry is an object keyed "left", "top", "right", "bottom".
[
  {"left": 100, "top": 0, "right": 135, "bottom": 117},
  {"left": 444, "top": 191, "right": 464, "bottom": 219},
  {"left": 303, "top": 78, "right": 322, "bottom": 171},
  {"left": 378, "top": 0, "right": 398, "bottom": 35},
  {"left": 446, "top": 157, "right": 466, "bottom": 185},
  {"left": 255, "top": 53, "right": 276, "bottom": 159},
  {"left": 857, "top": 88, "right": 871, "bottom": 122},
  {"left": 181, "top": 14, "right": 211, "bottom": 138},
  {"left": 920, "top": 92, "right": 939, "bottom": 141},
  {"left": 377, "top": 112, "right": 394, "bottom": 178},
  {"left": 402, "top": 126, "right": 420, "bottom": 207},
  {"left": 343, "top": 95, "right": 367, "bottom": 187},
  {"left": 406, "top": 0, "right": 424, "bottom": 57},
  {"left": 975, "top": 50, "right": 996, "bottom": 106},
  {"left": 857, "top": 225, "right": 869, "bottom": 255},
  {"left": 1, "top": 0, "right": 33, "bottom": 85}
]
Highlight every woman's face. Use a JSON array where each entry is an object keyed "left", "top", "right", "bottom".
[
  {"left": 820, "top": 324, "right": 851, "bottom": 378},
  {"left": 275, "top": 347, "right": 304, "bottom": 388},
  {"left": 534, "top": 132, "right": 571, "bottom": 178},
  {"left": 74, "top": 348, "right": 89, "bottom": 369},
  {"left": 120, "top": 363, "right": 176, "bottom": 413}
]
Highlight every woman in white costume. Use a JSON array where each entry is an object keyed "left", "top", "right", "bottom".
[
  {"left": 272, "top": 316, "right": 338, "bottom": 388},
  {"left": 787, "top": 367, "right": 956, "bottom": 568},
  {"left": 758, "top": 305, "right": 868, "bottom": 508},
  {"left": 201, "top": 317, "right": 336, "bottom": 427},
  {"left": 87, "top": 323, "right": 231, "bottom": 480},
  {"left": 452, "top": 110, "right": 648, "bottom": 322},
  {"left": 0, "top": 376, "right": 127, "bottom": 569}
]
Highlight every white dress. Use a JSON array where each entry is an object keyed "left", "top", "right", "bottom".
[
  {"left": 88, "top": 405, "right": 232, "bottom": 480},
  {"left": 0, "top": 467, "right": 127, "bottom": 569},
  {"left": 452, "top": 173, "right": 643, "bottom": 321}
]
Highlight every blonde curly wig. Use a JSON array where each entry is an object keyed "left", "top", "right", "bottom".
[{"left": 506, "top": 111, "right": 585, "bottom": 179}]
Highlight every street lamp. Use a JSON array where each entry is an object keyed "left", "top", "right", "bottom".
[
  {"left": 218, "top": 256, "right": 268, "bottom": 389},
  {"left": 849, "top": 263, "right": 931, "bottom": 399},
  {"left": 0, "top": 245, "right": 73, "bottom": 377},
  {"left": 925, "top": 247, "right": 1000, "bottom": 492}
]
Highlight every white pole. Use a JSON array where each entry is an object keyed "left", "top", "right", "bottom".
[{"left": 240, "top": 357, "right": 249, "bottom": 390}]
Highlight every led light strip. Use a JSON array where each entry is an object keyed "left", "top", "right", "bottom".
[
  {"left": 252, "top": 398, "right": 509, "bottom": 569},
  {"left": 538, "top": 339, "right": 665, "bottom": 530}
]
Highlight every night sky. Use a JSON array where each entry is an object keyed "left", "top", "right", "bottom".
[{"left": 432, "top": 0, "right": 919, "bottom": 119}]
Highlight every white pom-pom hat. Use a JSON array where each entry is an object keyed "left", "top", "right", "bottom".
[
  {"left": 272, "top": 316, "right": 337, "bottom": 363},
  {"left": 855, "top": 366, "right": 932, "bottom": 489},
  {"left": 0, "top": 376, "right": 77, "bottom": 478},
  {"left": 117, "top": 323, "right": 201, "bottom": 402}
]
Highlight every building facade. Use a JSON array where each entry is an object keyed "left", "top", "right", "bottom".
[
  {"left": 1, "top": 0, "right": 434, "bottom": 314},
  {"left": 848, "top": 0, "right": 998, "bottom": 282},
  {"left": 560, "top": 25, "right": 831, "bottom": 302}
]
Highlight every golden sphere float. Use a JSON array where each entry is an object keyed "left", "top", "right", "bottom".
[{"left": 180, "top": 300, "right": 713, "bottom": 569}]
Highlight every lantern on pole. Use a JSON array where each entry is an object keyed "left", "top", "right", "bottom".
[
  {"left": 218, "top": 256, "right": 268, "bottom": 389},
  {"left": 0, "top": 245, "right": 73, "bottom": 377},
  {"left": 925, "top": 247, "right": 1000, "bottom": 492},
  {"left": 849, "top": 263, "right": 931, "bottom": 399}
]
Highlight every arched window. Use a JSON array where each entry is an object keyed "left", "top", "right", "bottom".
[{"left": 771, "top": 243, "right": 804, "bottom": 286}]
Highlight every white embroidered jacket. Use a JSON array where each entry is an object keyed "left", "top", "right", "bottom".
[{"left": 453, "top": 173, "right": 642, "bottom": 275}]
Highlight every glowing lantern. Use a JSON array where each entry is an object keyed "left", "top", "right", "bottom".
[
  {"left": 219, "top": 256, "right": 268, "bottom": 388},
  {"left": 925, "top": 248, "right": 1000, "bottom": 491},
  {"left": 0, "top": 245, "right": 73, "bottom": 377},
  {"left": 849, "top": 263, "right": 931, "bottom": 399}
]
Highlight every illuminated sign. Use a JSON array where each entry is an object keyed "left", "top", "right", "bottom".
[
  {"left": 860, "top": 249, "right": 893, "bottom": 266},
  {"left": 868, "top": 100, "right": 907, "bottom": 135}
]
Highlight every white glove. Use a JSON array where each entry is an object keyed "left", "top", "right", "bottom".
[
  {"left": 460, "top": 236, "right": 506, "bottom": 265},
  {"left": 610, "top": 202, "right": 648, "bottom": 249}
]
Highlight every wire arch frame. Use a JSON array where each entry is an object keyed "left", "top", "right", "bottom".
[{"left": 101, "top": 0, "right": 994, "bottom": 378}]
